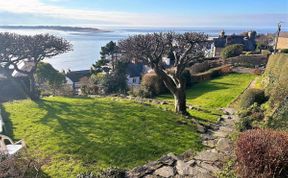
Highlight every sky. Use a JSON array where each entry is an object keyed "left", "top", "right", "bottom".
[{"left": 0, "top": 0, "right": 287, "bottom": 28}]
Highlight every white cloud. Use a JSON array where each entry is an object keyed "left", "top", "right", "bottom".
[
  {"left": 0, "top": 0, "right": 149, "bottom": 25},
  {"left": 0, "top": 0, "right": 287, "bottom": 27}
]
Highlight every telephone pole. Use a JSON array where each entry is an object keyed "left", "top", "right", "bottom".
[{"left": 274, "top": 22, "right": 283, "bottom": 53}]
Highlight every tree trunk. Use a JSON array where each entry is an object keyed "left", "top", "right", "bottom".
[
  {"left": 153, "top": 67, "right": 189, "bottom": 115},
  {"left": 174, "top": 87, "right": 188, "bottom": 115},
  {"left": 28, "top": 75, "right": 39, "bottom": 100}
]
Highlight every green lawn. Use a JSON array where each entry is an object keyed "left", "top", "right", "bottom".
[
  {"left": 158, "top": 73, "right": 256, "bottom": 123},
  {"left": 1, "top": 73, "right": 255, "bottom": 177},
  {"left": 2, "top": 97, "right": 201, "bottom": 177}
]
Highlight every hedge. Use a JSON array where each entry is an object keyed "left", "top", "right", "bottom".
[
  {"left": 191, "top": 65, "right": 232, "bottom": 83},
  {"left": 221, "top": 44, "right": 244, "bottom": 59}
]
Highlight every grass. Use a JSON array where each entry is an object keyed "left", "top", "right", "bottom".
[
  {"left": 2, "top": 97, "right": 202, "bottom": 177},
  {"left": 158, "top": 73, "right": 256, "bottom": 123}
]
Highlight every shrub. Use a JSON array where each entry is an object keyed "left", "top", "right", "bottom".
[
  {"left": 236, "top": 129, "right": 288, "bottom": 178},
  {"left": 236, "top": 116, "right": 253, "bottom": 132},
  {"left": 239, "top": 88, "right": 267, "bottom": 108},
  {"left": 79, "top": 76, "right": 99, "bottom": 95},
  {"left": 268, "top": 97, "right": 288, "bottom": 131},
  {"left": 139, "top": 73, "right": 167, "bottom": 98},
  {"left": 221, "top": 44, "right": 244, "bottom": 59}
]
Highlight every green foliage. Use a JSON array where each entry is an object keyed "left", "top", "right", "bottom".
[
  {"left": 35, "top": 62, "right": 66, "bottom": 95},
  {"left": 221, "top": 44, "right": 244, "bottom": 59},
  {"left": 92, "top": 41, "right": 119, "bottom": 73},
  {"left": 267, "top": 97, "right": 288, "bottom": 131},
  {"left": 236, "top": 116, "right": 253, "bottom": 132},
  {"left": 238, "top": 88, "right": 267, "bottom": 108},
  {"left": 92, "top": 59, "right": 110, "bottom": 73},
  {"left": 100, "top": 41, "right": 118, "bottom": 59},
  {"left": 3, "top": 97, "right": 202, "bottom": 177},
  {"left": 217, "top": 159, "right": 237, "bottom": 178},
  {"left": 237, "top": 104, "right": 265, "bottom": 131},
  {"left": 262, "top": 54, "right": 288, "bottom": 107},
  {"left": 102, "top": 61, "right": 128, "bottom": 94}
]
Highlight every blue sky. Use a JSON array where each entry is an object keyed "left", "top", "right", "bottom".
[{"left": 0, "top": 0, "right": 287, "bottom": 28}]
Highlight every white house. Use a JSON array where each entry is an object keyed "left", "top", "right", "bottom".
[
  {"left": 12, "top": 61, "right": 35, "bottom": 77},
  {"left": 65, "top": 70, "right": 91, "bottom": 95}
]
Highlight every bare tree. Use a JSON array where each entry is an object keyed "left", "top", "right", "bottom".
[
  {"left": 119, "top": 32, "right": 208, "bottom": 115},
  {"left": 0, "top": 33, "right": 72, "bottom": 100}
]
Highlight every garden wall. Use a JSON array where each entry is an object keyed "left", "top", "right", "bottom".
[{"left": 225, "top": 55, "right": 268, "bottom": 68}]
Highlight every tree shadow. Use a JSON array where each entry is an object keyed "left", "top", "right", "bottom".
[
  {"left": 24, "top": 98, "right": 202, "bottom": 173},
  {"left": 0, "top": 105, "right": 14, "bottom": 139}
]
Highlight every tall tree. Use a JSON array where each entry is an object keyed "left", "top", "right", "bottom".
[
  {"left": 93, "top": 41, "right": 119, "bottom": 73},
  {"left": 0, "top": 33, "right": 72, "bottom": 100},
  {"left": 119, "top": 32, "right": 208, "bottom": 115}
]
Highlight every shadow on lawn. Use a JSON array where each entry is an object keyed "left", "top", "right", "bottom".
[
  {"left": 33, "top": 98, "right": 202, "bottom": 171},
  {"left": 0, "top": 104, "right": 14, "bottom": 139}
]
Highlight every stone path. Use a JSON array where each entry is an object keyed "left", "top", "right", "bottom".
[{"left": 127, "top": 108, "right": 239, "bottom": 178}]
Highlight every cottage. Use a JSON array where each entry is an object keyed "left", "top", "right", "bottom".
[
  {"left": 11, "top": 61, "right": 35, "bottom": 77},
  {"left": 126, "top": 63, "right": 144, "bottom": 86},
  {"left": 66, "top": 70, "right": 91, "bottom": 95},
  {"left": 211, "top": 30, "right": 257, "bottom": 57},
  {"left": 276, "top": 32, "right": 288, "bottom": 50}
]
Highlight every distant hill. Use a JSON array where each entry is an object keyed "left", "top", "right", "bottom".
[{"left": 0, "top": 26, "right": 110, "bottom": 33}]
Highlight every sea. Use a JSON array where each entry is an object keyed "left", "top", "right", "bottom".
[{"left": 0, "top": 26, "right": 277, "bottom": 71}]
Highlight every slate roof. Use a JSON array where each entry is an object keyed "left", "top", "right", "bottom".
[
  {"left": 66, "top": 70, "right": 91, "bottom": 82},
  {"left": 126, "top": 63, "right": 143, "bottom": 77},
  {"left": 213, "top": 34, "right": 256, "bottom": 51}
]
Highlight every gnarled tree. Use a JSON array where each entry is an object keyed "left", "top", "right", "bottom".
[
  {"left": 119, "top": 32, "right": 208, "bottom": 115},
  {"left": 0, "top": 33, "right": 72, "bottom": 100}
]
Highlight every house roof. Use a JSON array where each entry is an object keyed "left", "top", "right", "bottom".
[
  {"left": 66, "top": 70, "right": 91, "bottom": 82},
  {"left": 279, "top": 32, "right": 288, "bottom": 38},
  {"left": 126, "top": 63, "right": 143, "bottom": 77},
  {"left": 213, "top": 32, "right": 256, "bottom": 51}
]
